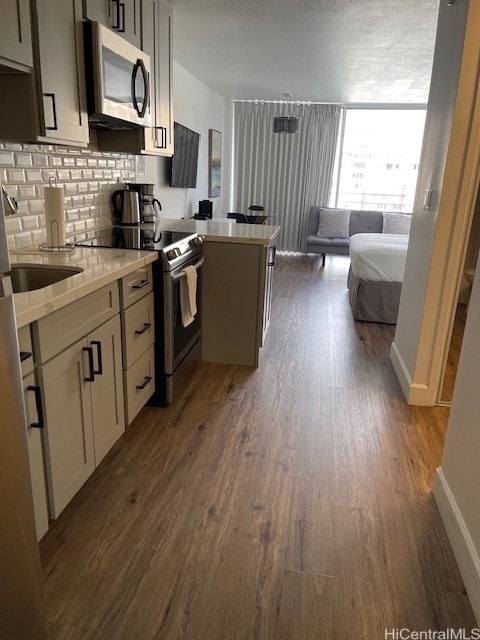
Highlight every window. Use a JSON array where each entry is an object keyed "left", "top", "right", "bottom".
[{"left": 330, "top": 109, "right": 426, "bottom": 212}]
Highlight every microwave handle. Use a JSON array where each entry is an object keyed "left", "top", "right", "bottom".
[{"left": 132, "top": 59, "right": 149, "bottom": 118}]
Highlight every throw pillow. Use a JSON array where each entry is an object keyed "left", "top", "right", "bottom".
[
  {"left": 316, "top": 207, "right": 351, "bottom": 238},
  {"left": 382, "top": 212, "right": 412, "bottom": 235}
]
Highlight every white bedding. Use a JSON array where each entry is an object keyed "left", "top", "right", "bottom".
[{"left": 349, "top": 233, "right": 409, "bottom": 282}]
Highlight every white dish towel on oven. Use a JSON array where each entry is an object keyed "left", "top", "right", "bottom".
[{"left": 179, "top": 265, "right": 198, "bottom": 327}]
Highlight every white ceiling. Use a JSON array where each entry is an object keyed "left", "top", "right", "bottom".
[{"left": 170, "top": 0, "right": 440, "bottom": 104}]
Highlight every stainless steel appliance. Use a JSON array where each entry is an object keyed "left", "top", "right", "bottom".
[
  {"left": 111, "top": 188, "right": 141, "bottom": 225},
  {"left": 84, "top": 21, "right": 151, "bottom": 129},
  {"left": 0, "top": 185, "right": 48, "bottom": 638},
  {"left": 74, "top": 226, "right": 204, "bottom": 405},
  {"left": 126, "top": 183, "right": 162, "bottom": 223}
]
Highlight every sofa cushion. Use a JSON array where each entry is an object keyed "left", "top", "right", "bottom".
[
  {"left": 316, "top": 207, "right": 350, "bottom": 238},
  {"left": 308, "top": 235, "right": 349, "bottom": 247},
  {"left": 382, "top": 211, "right": 412, "bottom": 234},
  {"left": 349, "top": 210, "right": 384, "bottom": 235}
]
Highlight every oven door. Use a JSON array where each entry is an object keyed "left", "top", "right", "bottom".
[
  {"left": 88, "top": 21, "right": 151, "bottom": 127},
  {"left": 164, "top": 255, "right": 203, "bottom": 375}
]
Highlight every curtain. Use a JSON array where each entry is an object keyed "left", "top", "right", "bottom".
[{"left": 233, "top": 102, "right": 342, "bottom": 251}]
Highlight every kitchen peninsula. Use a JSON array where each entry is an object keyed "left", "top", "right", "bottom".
[{"left": 161, "top": 218, "right": 281, "bottom": 367}]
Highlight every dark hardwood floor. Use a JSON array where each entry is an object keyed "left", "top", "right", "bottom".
[{"left": 40, "top": 253, "right": 476, "bottom": 639}]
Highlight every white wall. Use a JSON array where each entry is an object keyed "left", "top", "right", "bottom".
[
  {"left": 434, "top": 258, "right": 480, "bottom": 623},
  {"left": 140, "top": 62, "right": 226, "bottom": 219},
  {"left": 390, "top": 0, "right": 469, "bottom": 404}
]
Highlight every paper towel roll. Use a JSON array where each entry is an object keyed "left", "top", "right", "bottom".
[{"left": 44, "top": 185, "right": 66, "bottom": 247}]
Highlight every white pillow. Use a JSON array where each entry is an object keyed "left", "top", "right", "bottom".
[
  {"left": 383, "top": 212, "right": 412, "bottom": 235},
  {"left": 316, "top": 207, "right": 351, "bottom": 238}
]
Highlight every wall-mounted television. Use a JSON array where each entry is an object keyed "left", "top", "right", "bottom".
[{"left": 170, "top": 123, "right": 200, "bottom": 188}]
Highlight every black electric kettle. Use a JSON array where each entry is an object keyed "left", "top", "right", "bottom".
[{"left": 111, "top": 189, "right": 141, "bottom": 225}]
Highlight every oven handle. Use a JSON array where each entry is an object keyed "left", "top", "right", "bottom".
[{"left": 170, "top": 256, "right": 204, "bottom": 283}]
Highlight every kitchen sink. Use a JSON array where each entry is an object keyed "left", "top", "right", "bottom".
[{"left": 8, "top": 263, "right": 84, "bottom": 293}]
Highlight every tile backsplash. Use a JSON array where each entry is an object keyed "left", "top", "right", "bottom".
[{"left": 0, "top": 141, "right": 136, "bottom": 251}]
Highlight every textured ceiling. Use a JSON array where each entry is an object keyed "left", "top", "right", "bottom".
[{"left": 170, "top": 0, "right": 440, "bottom": 104}]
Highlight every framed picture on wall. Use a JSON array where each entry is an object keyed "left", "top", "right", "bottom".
[{"left": 208, "top": 129, "right": 222, "bottom": 197}]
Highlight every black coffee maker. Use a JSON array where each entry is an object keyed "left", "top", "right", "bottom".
[{"left": 126, "top": 183, "right": 161, "bottom": 223}]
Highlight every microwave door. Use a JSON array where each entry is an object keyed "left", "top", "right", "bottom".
[
  {"left": 90, "top": 21, "right": 151, "bottom": 128},
  {"left": 103, "top": 48, "right": 135, "bottom": 108}
]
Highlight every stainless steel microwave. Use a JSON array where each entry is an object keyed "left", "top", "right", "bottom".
[{"left": 84, "top": 21, "right": 151, "bottom": 129}]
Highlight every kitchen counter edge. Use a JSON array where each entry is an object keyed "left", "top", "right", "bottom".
[{"left": 11, "top": 247, "right": 158, "bottom": 329}]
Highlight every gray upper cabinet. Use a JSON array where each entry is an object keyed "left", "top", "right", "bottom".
[
  {"left": 142, "top": 0, "right": 173, "bottom": 155},
  {"left": 34, "top": 0, "right": 89, "bottom": 145},
  {"left": 0, "top": 0, "right": 89, "bottom": 146},
  {"left": 83, "top": 0, "right": 141, "bottom": 48},
  {"left": 0, "top": 0, "right": 33, "bottom": 70}
]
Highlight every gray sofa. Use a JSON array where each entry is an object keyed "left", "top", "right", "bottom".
[{"left": 306, "top": 206, "right": 384, "bottom": 265}]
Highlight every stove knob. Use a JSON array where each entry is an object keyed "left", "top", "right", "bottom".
[
  {"left": 191, "top": 236, "right": 204, "bottom": 247},
  {"left": 167, "top": 249, "right": 179, "bottom": 260}
]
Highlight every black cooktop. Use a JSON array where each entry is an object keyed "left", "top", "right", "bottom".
[{"left": 74, "top": 226, "right": 195, "bottom": 252}]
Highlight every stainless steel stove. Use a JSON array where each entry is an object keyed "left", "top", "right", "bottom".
[
  {"left": 74, "top": 226, "right": 203, "bottom": 271},
  {"left": 74, "top": 225, "right": 204, "bottom": 406}
]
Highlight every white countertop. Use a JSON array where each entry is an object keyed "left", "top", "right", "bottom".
[
  {"left": 11, "top": 247, "right": 158, "bottom": 328},
  {"left": 10, "top": 218, "right": 280, "bottom": 328},
  {"left": 154, "top": 218, "right": 281, "bottom": 244}
]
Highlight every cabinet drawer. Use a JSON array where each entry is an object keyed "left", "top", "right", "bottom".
[
  {"left": 124, "top": 345, "right": 155, "bottom": 425},
  {"left": 120, "top": 264, "right": 153, "bottom": 309},
  {"left": 121, "top": 292, "right": 155, "bottom": 369},
  {"left": 33, "top": 282, "right": 120, "bottom": 363},
  {"left": 18, "top": 324, "right": 34, "bottom": 377}
]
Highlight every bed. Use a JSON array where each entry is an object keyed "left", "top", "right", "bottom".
[{"left": 347, "top": 233, "right": 409, "bottom": 324}]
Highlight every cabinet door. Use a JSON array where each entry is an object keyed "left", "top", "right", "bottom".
[
  {"left": 35, "top": 0, "right": 89, "bottom": 145},
  {"left": 141, "top": 0, "right": 173, "bottom": 155},
  {"left": 0, "top": 0, "right": 33, "bottom": 68},
  {"left": 39, "top": 338, "right": 95, "bottom": 519},
  {"left": 156, "top": 0, "right": 174, "bottom": 154},
  {"left": 83, "top": 0, "right": 141, "bottom": 47},
  {"left": 89, "top": 315, "right": 125, "bottom": 465},
  {"left": 23, "top": 372, "right": 49, "bottom": 541}
]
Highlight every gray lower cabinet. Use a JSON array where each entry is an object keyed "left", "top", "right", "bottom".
[
  {"left": 23, "top": 371, "right": 50, "bottom": 541},
  {"left": 38, "top": 337, "right": 95, "bottom": 519},
  {"left": 202, "top": 241, "right": 273, "bottom": 367},
  {"left": 119, "top": 266, "right": 155, "bottom": 424},
  {"left": 0, "top": 0, "right": 89, "bottom": 146},
  {"left": 0, "top": 0, "right": 33, "bottom": 69},
  {"left": 18, "top": 324, "right": 49, "bottom": 541},
  {"left": 83, "top": 0, "right": 141, "bottom": 47},
  {"left": 37, "top": 314, "right": 124, "bottom": 518}
]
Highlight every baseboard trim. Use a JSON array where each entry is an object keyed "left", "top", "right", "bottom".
[
  {"left": 390, "top": 341, "right": 411, "bottom": 401},
  {"left": 390, "top": 342, "right": 432, "bottom": 405},
  {"left": 433, "top": 468, "right": 480, "bottom": 624}
]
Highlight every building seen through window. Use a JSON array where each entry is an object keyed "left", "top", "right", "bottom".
[{"left": 330, "top": 109, "right": 427, "bottom": 213}]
